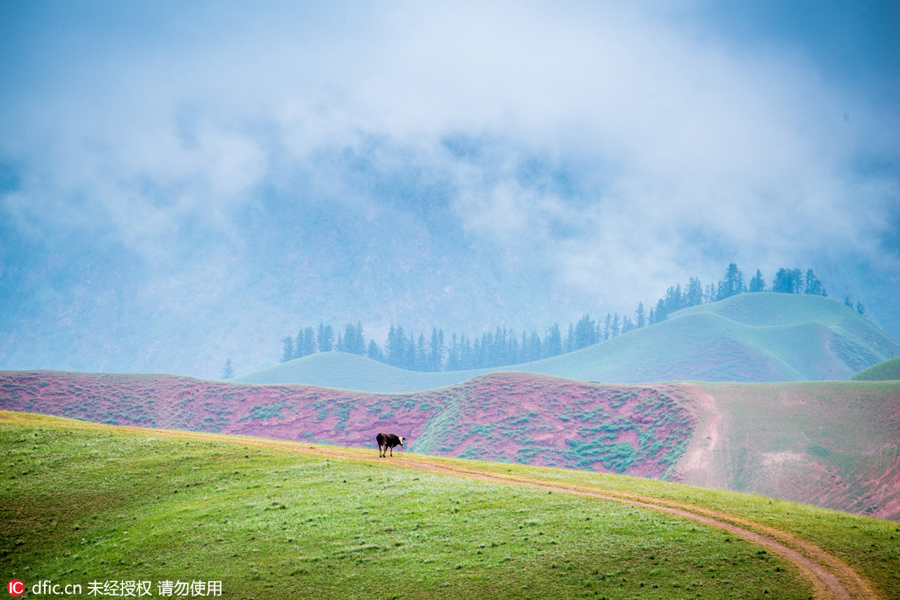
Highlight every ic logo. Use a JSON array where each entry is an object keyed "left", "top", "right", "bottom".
[{"left": 7, "top": 580, "right": 24, "bottom": 597}]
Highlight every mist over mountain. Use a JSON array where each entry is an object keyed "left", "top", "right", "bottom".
[{"left": 1, "top": 1, "right": 898, "bottom": 379}]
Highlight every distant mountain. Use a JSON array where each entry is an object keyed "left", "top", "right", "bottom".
[
  {"left": 850, "top": 357, "right": 900, "bottom": 381},
  {"left": 236, "top": 293, "right": 900, "bottom": 391}
]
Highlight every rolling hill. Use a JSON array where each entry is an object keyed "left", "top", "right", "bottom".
[
  {"left": 851, "top": 357, "right": 900, "bottom": 381},
  {"left": 232, "top": 351, "right": 486, "bottom": 392},
  {"left": 236, "top": 293, "right": 900, "bottom": 392},
  {"left": 5, "top": 412, "right": 898, "bottom": 599},
  {"left": 2, "top": 369, "right": 898, "bottom": 521}
]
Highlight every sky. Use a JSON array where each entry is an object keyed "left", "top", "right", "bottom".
[{"left": 1, "top": 0, "right": 898, "bottom": 377}]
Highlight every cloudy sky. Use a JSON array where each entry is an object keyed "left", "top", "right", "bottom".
[{"left": 1, "top": 1, "right": 898, "bottom": 377}]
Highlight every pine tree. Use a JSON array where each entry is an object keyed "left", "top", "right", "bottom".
[
  {"left": 445, "top": 333, "right": 461, "bottom": 371},
  {"left": 280, "top": 336, "right": 294, "bottom": 362},
  {"left": 508, "top": 331, "right": 520, "bottom": 365},
  {"left": 685, "top": 277, "right": 704, "bottom": 307},
  {"left": 357, "top": 322, "right": 367, "bottom": 354},
  {"left": 545, "top": 324, "right": 563, "bottom": 357},
  {"left": 772, "top": 268, "right": 802, "bottom": 293},
  {"left": 404, "top": 334, "right": 418, "bottom": 370},
  {"left": 574, "top": 315, "right": 597, "bottom": 349},
  {"left": 294, "top": 329, "right": 306, "bottom": 358},
  {"left": 528, "top": 330, "right": 542, "bottom": 362},
  {"left": 716, "top": 263, "right": 745, "bottom": 300},
  {"left": 296, "top": 326, "right": 316, "bottom": 356},
  {"left": 804, "top": 269, "right": 826, "bottom": 296},
  {"left": 635, "top": 302, "right": 646, "bottom": 328},
  {"left": 416, "top": 333, "right": 427, "bottom": 371},
  {"left": 222, "top": 358, "right": 234, "bottom": 379},
  {"left": 748, "top": 269, "right": 766, "bottom": 292},
  {"left": 427, "top": 328, "right": 444, "bottom": 371},
  {"left": 317, "top": 323, "right": 334, "bottom": 352},
  {"left": 386, "top": 325, "right": 407, "bottom": 367},
  {"left": 654, "top": 298, "right": 667, "bottom": 323},
  {"left": 367, "top": 340, "right": 384, "bottom": 362},
  {"left": 664, "top": 284, "right": 683, "bottom": 314},
  {"left": 461, "top": 335, "right": 474, "bottom": 369}
]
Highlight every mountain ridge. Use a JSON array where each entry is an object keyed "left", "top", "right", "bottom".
[{"left": 236, "top": 293, "right": 900, "bottom": 392}]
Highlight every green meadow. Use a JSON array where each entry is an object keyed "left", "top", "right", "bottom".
[{"left": 2, "top": 413, "right": 899, "bottom": 599}]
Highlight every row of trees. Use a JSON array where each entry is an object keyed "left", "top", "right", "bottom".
[
  {"left": 647, "top": 265, "right": 829, "bottom": 323},
  {"left": 279, "top": 264, "right": 854, "bottom": 372}
]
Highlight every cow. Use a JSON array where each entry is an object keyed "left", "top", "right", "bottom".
[{"left": 376, "top": 432, "right": 404, "bottom": 457}]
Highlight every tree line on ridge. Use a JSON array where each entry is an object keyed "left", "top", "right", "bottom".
[{"left": 277, "top": 264, "right": 862, "bottom": 373}]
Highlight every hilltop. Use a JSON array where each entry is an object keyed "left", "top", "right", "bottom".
[
  {"left": 237, "top": 293, "right": 900, "bottom": 391},
  {"left": 2, "top": 369, "right": 898, "bottom": 520}
]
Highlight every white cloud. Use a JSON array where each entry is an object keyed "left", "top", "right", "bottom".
[{"left": 2, "top": 0, "right": 897, "bottom": 307}]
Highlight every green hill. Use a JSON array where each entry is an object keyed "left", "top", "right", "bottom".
[
  {"left": 851, "top": 356, "right": 900, "bottom": 381},
  {"left": 3, "top": 412, "right": 897, "bottom": 599},
  {"left": 231, "top": 351, "right": 484, "bottom": 392},
  {"left": 237, "top": 293, "right": 900, "bottom": 391}
]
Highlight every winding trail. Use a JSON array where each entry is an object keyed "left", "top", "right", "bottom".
[
  {"left": 175, "top": 428, "right": 879, "bottom": 600},
  {"left": 302, "top": 447, "right": 878, "bottom": 600},
  {"left": 4, "top": 414, "right": 881, "bottom": 600}
]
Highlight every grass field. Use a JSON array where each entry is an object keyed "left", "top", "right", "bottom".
[{"left": 3, "top": 412, "right": 899, "bottom": 599}]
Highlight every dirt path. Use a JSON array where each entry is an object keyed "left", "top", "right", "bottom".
[
  {"left": 384, "top": 456, "right": 876, "bottom": 600},
  {"left": 16, "top": 416, "right": 879, "bottom": 600},
  {"left": 288, "top": 445, "right": 877, "bottom": 600},
  {"left": 675, "top": 382, "right": 727, "bottom": 488}
]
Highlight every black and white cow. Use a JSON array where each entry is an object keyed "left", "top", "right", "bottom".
[{"left": 376, "top": 432, "right": 404, "bottom": 457}]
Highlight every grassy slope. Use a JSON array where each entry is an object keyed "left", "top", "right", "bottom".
[
  {"left": 3, "top": 413, "right": 899, "bottom": 599},
  {"left": 690, "top": 381, "right": 900, "bottom": 521},
  {"left": 851, "top": 357, "right": 900, "bottom": 381},
  {"left": 235, "top": 294, "right": 900, "bottom": 392}
]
